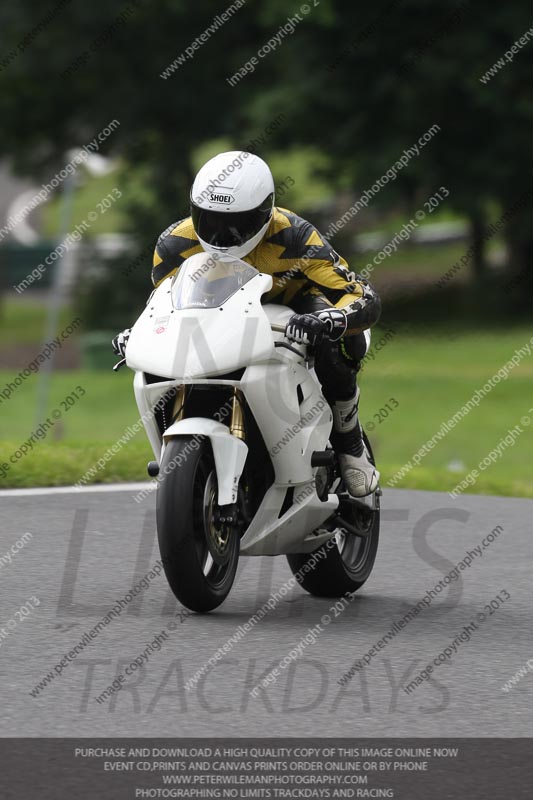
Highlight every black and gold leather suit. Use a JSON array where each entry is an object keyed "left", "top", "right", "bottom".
[{"left": 152, "top": 207, "right": 381, "bottom": 401}]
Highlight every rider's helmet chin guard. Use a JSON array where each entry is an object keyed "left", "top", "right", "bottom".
[{"left": 190, "top": 151, "right": 275, "bottom": 259}]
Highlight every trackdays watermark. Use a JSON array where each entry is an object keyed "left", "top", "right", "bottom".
[
  {"left": 404, "top": 590, "right": 511, "bottom": 695},
  {"left": 73, "top": 654, "right": 449, "bottom": 715},
  {"left": 29, "top": 561, "right": 164, "bottom": 698},
  {"left": 95, "top": 629, "right": 170, "bottom": 705},
  {"left": 250, "top": 622, "right": 323, "bottom": 697},
  {"left": 250, "top": 592, "right": 356, "bottom": 696},
  {"left": 338, "top": 523, "right": 504, "bottom": 686},
  {"left": 226, "top": 2, "right": 320, "bottom": 87},
  {"left": 184, "top": 537, "right": 339, "bottom": 692}
]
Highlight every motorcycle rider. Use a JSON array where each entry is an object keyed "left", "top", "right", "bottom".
[{"left": 113, "top": 151, "right": 381, "bottom": 496}]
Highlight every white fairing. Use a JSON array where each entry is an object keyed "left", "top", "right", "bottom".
[
  {"left": 127, "top": 252, "right": 338, "bottom": 555},
  {"left": 126, "top": 259, "right": 273, "bottom": 379},
  {"left": 162, "top": 418, "right": 248, "bottom": 506}
]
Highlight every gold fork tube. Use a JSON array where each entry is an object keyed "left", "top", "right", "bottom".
[
  {"left": 230, "top": 388, "right": 246, "bottom": 440},
  {"left": 172, "top": 384, "right": 186, "bottom": 422}
]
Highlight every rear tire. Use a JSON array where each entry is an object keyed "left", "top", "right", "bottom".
[
  {"left": 156, "top": 436, "right": 239, "bottom": 612},
  {"left": 286, "top": 433, "right": 380, "bottom": 597}
]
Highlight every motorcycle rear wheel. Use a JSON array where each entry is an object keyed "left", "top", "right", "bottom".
[
  {"left": 286, "top": 433, "right": 380, "bottom": 597},
  {"left": 156, "top": 436, "right": 239, "bottom": 613}
]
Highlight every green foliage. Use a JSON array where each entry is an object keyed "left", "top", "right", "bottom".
[{"left": 1, "top": 0, "right": 533, "bottom": 321}]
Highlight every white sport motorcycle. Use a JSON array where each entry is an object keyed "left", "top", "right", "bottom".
[{"left": 121, "top": 252, "right": 380, "bottom": 612}]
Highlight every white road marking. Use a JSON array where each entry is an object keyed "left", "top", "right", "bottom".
[{"left": 0, "top": 482, "right": 152, "bottom": 497}]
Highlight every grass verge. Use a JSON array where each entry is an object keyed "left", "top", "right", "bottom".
[{"left": 1, "top": 326, "right": 532, "bottom": 497}]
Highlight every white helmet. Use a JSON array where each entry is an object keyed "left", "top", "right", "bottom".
[{"left": 190, "top": 151, "right": 275, "bottom": 259}]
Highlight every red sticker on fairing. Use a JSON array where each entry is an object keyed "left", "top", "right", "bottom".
[{"left": 153, "top": 315, "right": 170, "bottom": 334}]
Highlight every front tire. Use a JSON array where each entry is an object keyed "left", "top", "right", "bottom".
[{"left": 156, "top": 436, "right": 239, "bottom": 612}]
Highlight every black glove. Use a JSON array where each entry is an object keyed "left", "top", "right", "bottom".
[
  {"left": 112, "top": 328, "right": 131, "bottom": 358},
  {"left": 315, "top": 308, "right": 348, "bottom": 341},
  {"left": 285, "top": 309, "right": 348, "bottom": 346},
  {"left": 285, "top": 314, "right": 328, "bottom": 346}
]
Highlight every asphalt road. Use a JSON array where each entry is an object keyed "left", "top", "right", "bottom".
[{"left": 0, "top": 485, "right": 531, "bottom": 737}]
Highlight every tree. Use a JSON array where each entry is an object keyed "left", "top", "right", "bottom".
[{"left": 2, "top": 0, "right": 533, "bottom": 307}]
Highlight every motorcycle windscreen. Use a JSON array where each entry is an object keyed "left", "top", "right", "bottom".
[
  {"left": 171, "top": 252, "right": 258, "bottom": 309},
  {"left": 126, "top": 253, "right": 274, "bottom": 379}
]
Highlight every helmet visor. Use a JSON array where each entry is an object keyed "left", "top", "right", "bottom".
[{"left": 191, "top": 194, "right": 274, "bottom": 249}]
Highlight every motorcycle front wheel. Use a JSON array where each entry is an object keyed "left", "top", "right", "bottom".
[{"left": 156, "top": 436, "right": 239, "bottom": 613}]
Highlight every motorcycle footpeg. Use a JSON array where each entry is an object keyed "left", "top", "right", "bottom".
[
  {"left": 147, "top": 461, "right": 160, "bottom": 477},
  {"left": 311, "top": 450, "right": 336, "bottom": 467}
]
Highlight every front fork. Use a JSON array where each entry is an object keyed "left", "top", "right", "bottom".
[
  {"left": 172, "top": 385, "right": 246, "bottom": 441},
  {"left": 230, "top": 387, "right": 246, "bottom": 441},
  {"left": 170, "top": 384, "right": 247, "bottom": 520},
  {"left": 230, "top": 387, "right": 248, "bottom": 532},
  {"left": 172, "top": 384, "right": 186, "bottom": 423}
]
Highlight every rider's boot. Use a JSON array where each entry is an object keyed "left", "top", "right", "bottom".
[{"left": 330, "top": 387, "right": 379, "bottom": 497}]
